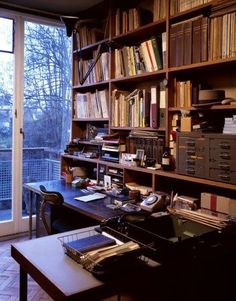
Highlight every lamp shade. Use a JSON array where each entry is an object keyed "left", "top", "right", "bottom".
[{"left": 60, "top": 16, "right": 79, "bottom": 37}]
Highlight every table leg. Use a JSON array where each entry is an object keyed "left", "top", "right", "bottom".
[
  {"left": 29, "top": 190, "right": 33, "bottom": 239},
  {"left": 20, "top": 266, "right": 28, "bottom": 301}
]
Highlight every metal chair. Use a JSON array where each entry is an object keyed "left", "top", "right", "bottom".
[{"left": 39, "top": 185, "right": 77, "bottom": 235}]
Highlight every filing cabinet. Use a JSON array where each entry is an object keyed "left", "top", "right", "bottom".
[{"left": 176, "top": 133, "right": 236, "bottom": 184}]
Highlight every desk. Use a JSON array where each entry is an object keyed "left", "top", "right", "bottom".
[
  {"left": 11, "top": 227, "right": 119, "bottom": 301},
  {"left": 24, "top": 180, "right": 124, "bottom": 239}
]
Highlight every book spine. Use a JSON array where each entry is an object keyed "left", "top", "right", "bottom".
[
  {"left": 201, "top": 17, "right": 209, "bottom": 62},
  {"left": 151, "top": 86, "right": 158, "bottom": 128},
  {"left": 183, "top": 21, "right": 192, "bottom": 65},
  {"left": 192, "top": 17, "right": 201, "bottom": 64}
]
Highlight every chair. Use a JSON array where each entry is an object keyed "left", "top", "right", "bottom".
[{"left": 39, "top": 185, "right": 78, "bottom": 235}]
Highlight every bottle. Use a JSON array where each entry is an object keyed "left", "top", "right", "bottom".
[{"left": 161, "top": 147, "right": 171, "bottom": 171}]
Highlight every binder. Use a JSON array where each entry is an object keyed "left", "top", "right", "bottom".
[{"left": 151, "top": 86, "right": 158, "bottom": 128}]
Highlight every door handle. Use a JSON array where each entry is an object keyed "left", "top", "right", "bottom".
[{"left": 20, "top": 128, "right": 25, "bottom": 139}]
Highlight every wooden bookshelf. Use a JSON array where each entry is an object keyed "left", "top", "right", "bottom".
[{"left": 62, "top": 0, "right": 236, "bottom": 201}]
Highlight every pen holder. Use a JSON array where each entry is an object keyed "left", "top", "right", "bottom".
[
  {"left": 129, "top": 190, "right": 141, "bottom": 203},
  {"left": 65, "top": 173, "right": 73, "bottom": 184}
]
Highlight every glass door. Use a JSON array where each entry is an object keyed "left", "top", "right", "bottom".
[
  {"left": 0, "top": 16, "right": 15, "bottom": 235},
  {"left": 0, "top": 12, "right": 71, "bottom": 236}
]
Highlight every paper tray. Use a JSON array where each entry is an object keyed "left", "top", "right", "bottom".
[{"left": 58, "top": 228, "right": 145, "bottom": 275}]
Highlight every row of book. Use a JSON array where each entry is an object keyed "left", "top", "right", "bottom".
[
  {"left": 111, "top": 84, "right": 166, "bottom": 129},
  {"left": 153, "top": 0, "right": 167, "bottom": 21},
  {"left": 115, "top": 35, "right": 165, "bottom": 78},
  {"left": 209, "top": 11, "right": 236, "bottom": 60},
  {"left": 74, "top": 90, "right": 109, "bottom": 119},
  {"left": 174, "top": 79, "right": 199, "bottom": 107},
  {"left": 75, "top": 25, "right": 104, "bottom": 49},
  {"left": 114, "top": 7, "right": 153, "bottom": 36},
  {"left": 74, "top": 51, "right": 109, "bottom": 85},
  {"left": 170, "top": 9, "right": 236, "bottom": 67},
  {"left": 127, "top": 132, "right": 164, "bottom": 164},
  {"left": 170, "top": 16, "right": 208, "bottom": 67},
  {"left": 170, "top": 0, "right": 212, "bottom": 16}
]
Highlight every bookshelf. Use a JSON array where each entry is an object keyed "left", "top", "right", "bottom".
[{"left": 61, "top": 0, "right": 236, "bottom": 201}]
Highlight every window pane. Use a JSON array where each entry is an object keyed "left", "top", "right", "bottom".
[
  {"left": 22, "top": 21, "right": 72, "bottom": 217},
  {"left": 0, "top": 51, "right": 14, "bottom": 221},
  {"left": 0, "top": 17, "right": 14, "bottom": 52}
]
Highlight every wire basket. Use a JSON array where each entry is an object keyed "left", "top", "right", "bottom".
[{"left": 58, "top": 228, "right": 143, "bottom": 274}]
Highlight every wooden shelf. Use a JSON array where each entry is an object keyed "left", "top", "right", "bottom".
[
  {"left": 72, "top": 118, "right": 109, "bottom": 122},
  {"left": 155, "top": 170, "right": 236, "bottom": 191},
  {"left": 169, "top": 104, "right": 236, "bottom": 111},
  {"left": 66, "top": 0, "right": 236, "bottom": 199}
]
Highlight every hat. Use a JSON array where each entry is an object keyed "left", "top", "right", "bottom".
[{"left": 192, "top": 89, "right": 225, "bottom": 107}]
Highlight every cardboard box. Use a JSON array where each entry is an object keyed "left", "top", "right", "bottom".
[
  {"left": 201, "top": 192, "right": 236, "bottom": 216},
  {"left": 180, "top": 117, "right": 191, "bottom": 132}
]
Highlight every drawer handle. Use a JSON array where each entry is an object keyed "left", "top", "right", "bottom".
[
  {"left": 187, "top": 141, "right": 195, "bottom": 147},
  {"left": 186, "top": 168, "right": 195, "bottom": 175},
  {"left": 220, "top": 174, "right": 230, "bottom": 181},
  {"left": 218, "top": 163, "right": 230, "bottom": 170},
  {"left": 219, "top": 143, "right": 230, "bottom": 149},
  {"left": 220, "top": 153, "right": 230, "bottom": 160}
]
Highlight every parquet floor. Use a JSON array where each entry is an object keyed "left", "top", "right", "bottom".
[{"left": 0, "top": 234, "right": 52, "bottom": 301}]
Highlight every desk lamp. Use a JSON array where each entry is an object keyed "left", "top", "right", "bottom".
[{"left": 61, "top": 14, "right": 109, "bottom": 85}]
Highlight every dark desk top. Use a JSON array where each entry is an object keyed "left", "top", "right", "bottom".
[{"left": 24, "top": 180, "right": 124, "bottom": 222}]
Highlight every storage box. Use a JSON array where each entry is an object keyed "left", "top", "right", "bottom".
[
  {"left": 180, "top": 117, "right": 192, "bottom": 132},
  {"left": 201, "top": 192, "right": 236, "bottom": 216}
]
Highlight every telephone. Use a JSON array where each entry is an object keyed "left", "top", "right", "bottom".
[{"left": 140, "top": 191, "right": 169, "bottom": 212}]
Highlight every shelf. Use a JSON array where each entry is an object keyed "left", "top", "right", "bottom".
[
  {"left": 73, "top": 38, "right": 110, "bottom": 54},
  {"left": 62, "top": 154, "right": 99, "bottom": 164},
  {"left": 110, "top": 69, "right": 166, "bottom": 84},
  {"left": 169, "top": 104, "right": 236, "bottom": 111},
  {"left": 73, "top": 80, "right": 109, "bottom": 92},
  {"left": 155, "top": 170, "right": 236, "bottom": 191},
  {"left": 112, "top": 19, "right": 166, "bottom": 44},
  {"left": 73, "top": 118, "right": 109, "bottom": 122},
  {"left": 110, "top": 126, "right": 164, "bottom": 132},
  {"left": 67, "top": 0, "right": 236, "bottom": 199},
  {"left": 169, "top": 56, "right": 236, "bottom": 74},
  {"left": 169, "top": 2, "right": 212, "bottom": 23}
]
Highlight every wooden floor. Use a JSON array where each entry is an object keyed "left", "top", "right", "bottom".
[{"left": 0, "top": 234, "right": 53, "bottom": 301}]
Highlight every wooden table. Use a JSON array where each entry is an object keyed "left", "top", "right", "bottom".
[
  {"left": 11, "top": 227, "right": 119, "bottom": 301},
  {"left": 24, "top": 180, "right": 124, "bottom": 239}
]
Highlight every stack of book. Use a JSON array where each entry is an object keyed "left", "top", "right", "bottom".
[
  {"left": 114, "top": 35, "right": 164, "bottom": 78},
  {"left": 170, "top": 16, "right": 209, "bottom": 67},
  {"left": 153, "top": 0, "right": 167, "bottom": 21},
  {"left": 115, "top": 7, "right": 153, "bottom": 36},
  {"left": 111, "top": 83, "right": 166, "bottom": 129},
  {"left": 209, "top": 10, "right": 236, "bottom": 60},
  {"left": 74, "top": 51, "right": 109, "bottom": 85},
  {"left": 174, "top": 79, "right": 200, "bottom": 107},
  {"left": 74, "top": 89, "right": 108, "bottom": 119},
  {"left": 75, "top": 25, "right": 103, "bottom": 48},
  {"left": 170, "top": 0, "right": 212, "bottom": 16}
]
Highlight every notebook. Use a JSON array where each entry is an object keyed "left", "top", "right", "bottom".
[
  {"left": 74, "top": 192, "right": 106, "bottom": 202},
  {"left": 64, "top": 234, "right": 116, "bottom": 255}
]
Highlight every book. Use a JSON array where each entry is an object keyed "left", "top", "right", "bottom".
[
  {"left": 159, "top": 81, "right": 166, "bottom": 128},
  {"left": 192, "top": 17, "right": 201, "bottom": 63},
  {"left": 151, "top": 86, "right": 158, "bottom": 128},
  {"left": 150, "top": 36, "right": 163, "bottom": 70},
  {"left": 183, "top": 20, "right": 192, "bottom": 65},
  {"left": 64, "top": 234, "right": 116, "bottom": 255}
]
